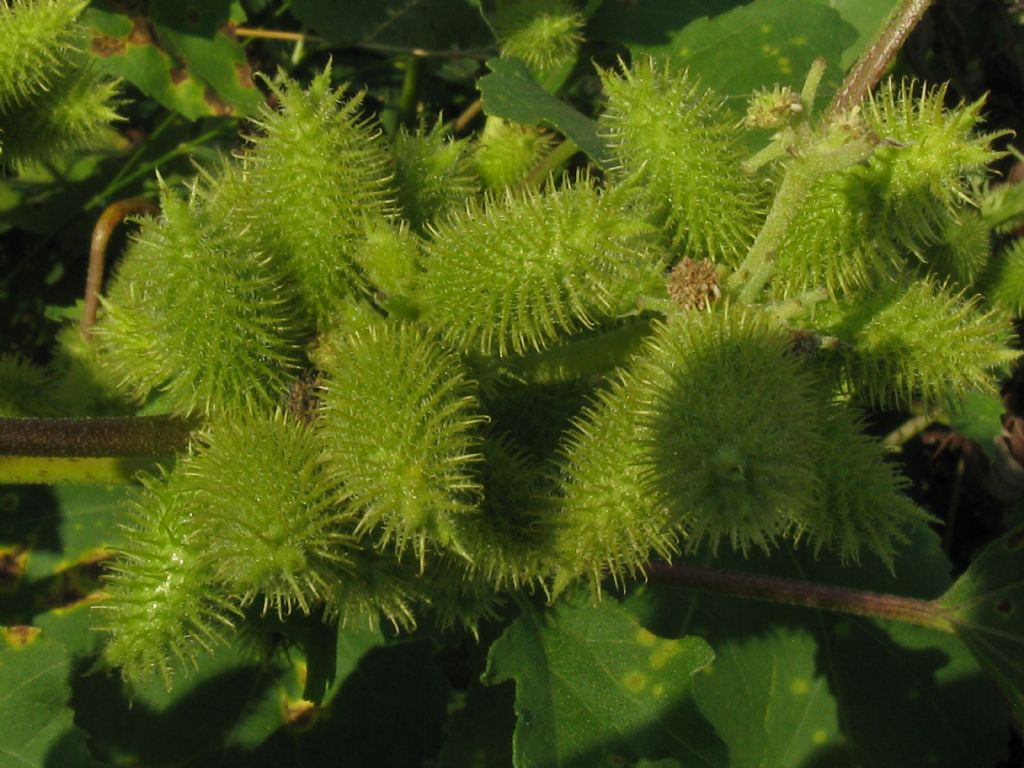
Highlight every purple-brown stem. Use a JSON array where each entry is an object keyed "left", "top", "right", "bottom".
[
  {"left": 81, "top": 197, "right": 159, "bottom": 337},
  {"left": 646, "top": 560, "right": 954, "bottom": 633}
]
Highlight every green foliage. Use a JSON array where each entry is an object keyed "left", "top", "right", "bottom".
[
  {"left": 2, "top": 1, "right": 1023, "bottom": 765},
  {"left": 483, "top": 597, "right": 724, "bottom": 767}
]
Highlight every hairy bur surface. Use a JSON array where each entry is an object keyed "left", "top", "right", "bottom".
[
  {"left": 239, "top": 67, "right": 394, "bottom": 327},
  {"left": 95, "top": 183, "right": 304, "bottom": 416},
  {"left": 599, "top": 57, "right": 765, "bottom": 263},
  {"left": 318, "top": 323, "right": 487, "bottom": 564},
  {"left": 182, "top": 411, "right": 357, "bottom": 618},
  {"left": 97, "top": 471, "right": 238, "bottom": 689},
  {"left": 0, "top": 0, "right": 120, "bottom": 167},
  {"left": 417, "top": 178, "right": 666, "bottom": 357}
]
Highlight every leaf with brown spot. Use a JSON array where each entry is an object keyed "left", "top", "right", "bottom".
[{"left": 83, "top": 0, "right": 261, "bottom": 119}]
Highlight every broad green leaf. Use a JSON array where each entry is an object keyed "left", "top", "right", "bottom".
[
  {"left": 947, "top": 388, "right": 1004, "bottom": 464},
  {"left": 84, "top": 0, "right": 261, "bottom": 119},
  {"left": 693, "top": 628, "right": 841, "bottom": 768},
  {"left": 478, "top": 58, "right": 608, "bottom": 165},
  {"left": 0, "top": 485, "right": 128, "bottom": 638},
  {"left": 483, "top": 596, "right": 725, "bottom": 767},
  {"left": 589, "top": 0, "right": 861, "bottom": 102},
  {"left": 436, "top": 680, "right": 515, "bottom": 768},
  {"left": 0, "top": 629, "right": 101, "bottom": 767},
  {"left": 626, "top": 524, "right": 1009, "bottom": 767},
  {"left": 290, "top": 0, "right": 494, "bottom": 49},
  {"left": 74, "top": 619, "right": 447, "bottom": 768},
  {"left": 939, "top": 526, "right": 1024, "bottom": 730},
  {"left": 829, "top": 0, "right": 901, "bottom": 68}
]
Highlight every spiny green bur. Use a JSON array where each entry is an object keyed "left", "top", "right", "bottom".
[
  {"left": 472, "top": 117, "right": 555, "bottom": 191},
  {"left": 598, "top": 57, "right": 766, "bottom": 262},
  {"left": 94, "top": 182, "right": 304, "bottom": 416},
  {"left": 817, "top": 279, "right": 1015, "bottom": 408},
  {"left": 238, "top": 67, "right": 394, "bottom": 327},
  {"left": 0, "top": 355, "right": 54, "bottom": 416},
  {"left": 392, "top": 120, "right": 478, "bottom": 231},
  {"left": 635, "top": 309, "right": 826, "bottom": 554},
  {"left": 490, "top": 0, "right": 584, "bottom": 72},
  {"left": 416, "top": 177, "right": 666, "bottom": 357},
  {"left": 0, "top": 0, "right": 119, "bottom": 168},
  {"left": 552, "top": 371, "right": 677, "bottom": 595},
  {"left": 96, "top": 471, "right": 239, "bottom": 689},
  {"left": 317, "top": 323, "right": 487, "bottom": 564},
  {"left": 182, "top": 410, "right": 357, "bottom": 618}
]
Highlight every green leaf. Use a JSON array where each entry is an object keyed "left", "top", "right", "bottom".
[
  {"left": 437, "top": 680, "right": 515, "bottom": 768},
  {"left": 693, "top": 628, "right": 841, "bottom": 767},
  {"left": 0, "top": 629, "right": 101, "bottom": 768},
  {"left": 828, "top": 0, "right": 901, "bottom": 69},
  {"left": 477, "top": 57, "right": 608, "bottom": 166},
  {"left": 939, "top": 526, "right": 1024, "bottom": 730},
  {"left": 290, "top": 0, "right": 494, "bottom": 49},
  {"left": 947, "top": 388, "right": 1004, "bottom": 464},
  {"left": 483, "top": 596, "right": 725, "bottom": 767},
  {"left": 588, "top": 0, "right": 859, "bottom": 101},
  {"left": 83, "top": 0, "right": 261, "bottom": 119},
  {"left": 626, "top": 524, "right": 1010, "bottom": 767}
]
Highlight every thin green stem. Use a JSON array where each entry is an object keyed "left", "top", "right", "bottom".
[
  {"left": 523, "top": 139, "right": 580, "bottom": 189},
  {"left": 488, "top": 317, "right": 654, "bottom": 385},
  {"left": 86, "top": 127, "right": 225, "bottom": 211},
  {"left": 646, "top": 561, "right": 955, "bottom": 633},
  {"left": 0, "top": 456, "right": 168, "bottom": 485}
]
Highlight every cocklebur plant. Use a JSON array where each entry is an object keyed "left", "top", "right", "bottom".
[
  {"left": 0, "top": 0, "right": 120, "bottom": 168},
  {"left": 6, "top": 32, "right": 1019, "bottom": 692}
]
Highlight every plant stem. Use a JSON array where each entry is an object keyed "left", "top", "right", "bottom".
[
  {"left": 646, "top": 561, "right": 955, "bottom": 633},
  {"left": 0, "top": 456, "right": 166, "bottom": 485},
  {"left": 81, "top": 197, "right": 159, "bottom": 337},
  {"left": 523, "top": 139, "right": 579, "bottom": 189},
  {"left": 825, "top": 0, "right": 935, "bottom": 120},
  {"left": 0, "top": 416, "right": 193, "bottom": 458}
]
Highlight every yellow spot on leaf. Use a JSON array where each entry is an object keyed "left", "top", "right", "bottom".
[
  {"left": 2, "top": 625, "right": 41, "bottom": 648},
  {"left": 813, "top": 729, "right": 828, "bottom": 744},
  {"left": 789, "top": 678, "right": 811, "bottom": 695},
  {"left": 652, "top": 683, "right": 666, "bottom": 698},
  {"left": 623, "top": 671, "right": 647, "bottom": 693},
  {"left": 635, "top": 627, "right": 657, "bottom": 647},
  {"left": 649, "top": 641, "right": 681, "bottom": 669},
  {"left": 792, "top": 35, "right": 808, "bottom": 46},
  {"left": 761, "top": 24, "right": 772, "bottom": 33},
  {"left": 778, "top": 57, "right": 792, "bottom": 75}
]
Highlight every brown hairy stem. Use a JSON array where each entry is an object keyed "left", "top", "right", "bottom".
[
  {"left": 81, "top": 197, "right": 159, "bottom": 337},
  {"left": 646, "top": 560, "right": 954, "bottom": 633},
  {"left": 825, "top": 0, "right": 935, "bottom": 120},
  {"left": 0, "top": 416, "right": 194, "bottom": 458}
]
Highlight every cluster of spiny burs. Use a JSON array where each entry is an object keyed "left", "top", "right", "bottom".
[{"left": 84, "top": 54, "right": 1021, "bottom": 687}]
